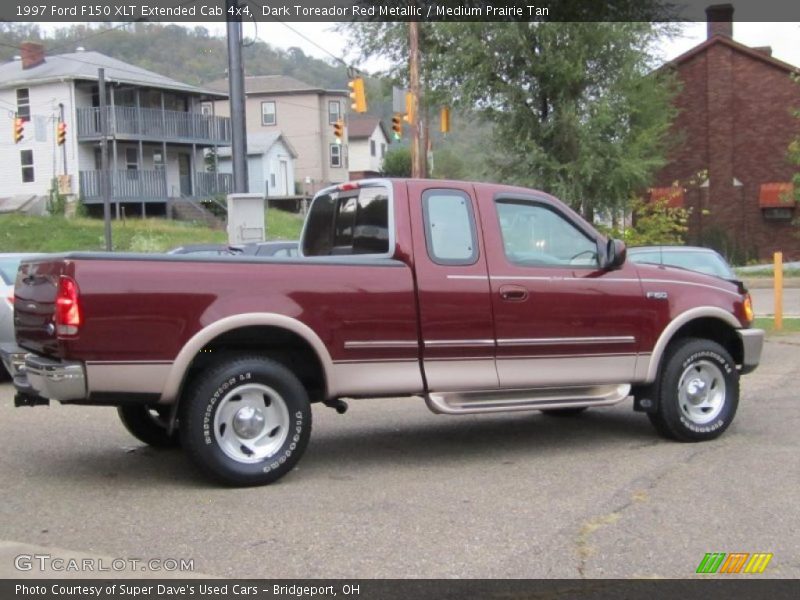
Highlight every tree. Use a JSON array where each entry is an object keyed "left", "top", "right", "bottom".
[
  {"left": 343, "top": 19, "right": 679, "bottom": 222},
  {"left": 380, "top": 147, "right": 412, "bottom": 177},
  {"left": 622, "top": 197, "right": 690, "bottom": 246},
  {"left": 790, "top": 75, "right": 800, "bottom": 208}
]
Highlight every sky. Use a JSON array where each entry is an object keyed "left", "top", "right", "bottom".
[
  {"left": 219, "top": 21, "right": 800, "bottom": 71},
  {"left": 38, "top": 21, "right": 800, "bottom": 73}
]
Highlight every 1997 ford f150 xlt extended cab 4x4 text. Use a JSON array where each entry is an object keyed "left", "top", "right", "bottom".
[{"left": 1, "top": 179, "right": 764, "bottom": 486}]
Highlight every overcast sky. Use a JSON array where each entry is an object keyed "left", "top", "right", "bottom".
[
  {"left": 220, "top": 21, "right": 800, "bottom": 71},
  {"left": 39, "top": 21, "right": 800, "bottom": 73}
]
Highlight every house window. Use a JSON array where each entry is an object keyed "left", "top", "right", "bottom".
[
  {"left": 16, "top": 88, "right": 30, "bottom": 121},
  {"left": 762, "top": 207, "right": 794, "bottom": 221},
  {"left": 370, "top": 140, "right": 376, "bottom": 157},
  {"left": 328, "top": 100, "right": 340, "bottom": 125},
  {"left": 330, "top": 143, "right": 341, "bottom": 168},
  {"left": 380, "top": 143, "right": 386, "bottom": 158},
  {"left": 153, "top": 150, "right": 165, "bottom": 171},
  {"left": 200, "top": 102, "right": 213, "bottom": 116},
  {"left": 20, "top": 150, "right": 34, "bottom": 183},
  {"left": 261, "top": 101, "right": 276, "bottom": 126}
]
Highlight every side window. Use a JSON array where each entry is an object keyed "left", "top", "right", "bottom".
[
  {"left": 423, "top": 190, "right": 478, "bottom": 266},
  {"left": 496, "top": 200, "right": 598, "bottom": 267},
  {"left": 302, "top": 185, "right": 390, "bottom": 256}
]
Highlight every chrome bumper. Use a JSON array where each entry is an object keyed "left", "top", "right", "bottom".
[
  {"left": 738, "top": 328, "right": 765, "bottom": 375},
  {"left": 0, "top": 344, "right": 86, "bottom": 402}
]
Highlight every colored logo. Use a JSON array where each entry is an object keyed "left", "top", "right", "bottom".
[{"left": 696, "top": 552, "right": 773, "bottom": 574}]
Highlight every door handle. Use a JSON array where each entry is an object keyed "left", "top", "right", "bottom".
[{"left": 499, "top": 284, "right": 528, "bottom": 302}]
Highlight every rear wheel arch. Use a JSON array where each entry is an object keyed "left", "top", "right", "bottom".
[{"left": 161, "top": 314, "right": 335, "bottom": 405}]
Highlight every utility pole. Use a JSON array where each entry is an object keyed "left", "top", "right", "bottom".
[
  {"left": 408, "top": 21, "right": 426, "bottom": 178},
  {"left": 98, "top": 68, "right": 112, "bottom": 251},
  {"left": 226, "top": 0, "right": 248, "bottom": 192}
]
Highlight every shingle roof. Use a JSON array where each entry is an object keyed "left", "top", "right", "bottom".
[
  {"left": 0, "top": 50, "right": 226, "bottom": 97},
  {"left": 216, "top": 131, "right": 297, "bottom": 158},
  {"left": 346, "top": 116, "right": 390, "bottom": 141},
  {"left": 206, "top": 75, "right": 347, "bottom": 97}
]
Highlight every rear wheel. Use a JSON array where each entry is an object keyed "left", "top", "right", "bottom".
[
  {"left": 179, "top": 355, "right": 312, "bottom": 486},
  {"left": 648, "top": 338, "right": 739, "bottom": 442},
  {"left": 117, "top": 404, "right": 180, "bottom": 448}
]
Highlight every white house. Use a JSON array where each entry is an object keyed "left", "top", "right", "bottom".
[
  {"left": 0, "top": 42, "right": 230, "bottom": 217},
  {"left": 216, "top": 132, "right": 297, "bottom": 197},
  {"left": 347, "top": 116, "right": 390, "bottom": 180}
]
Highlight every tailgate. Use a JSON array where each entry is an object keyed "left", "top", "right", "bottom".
[{"left": 13, "top": 258, "right": 66, "bottom": 357}]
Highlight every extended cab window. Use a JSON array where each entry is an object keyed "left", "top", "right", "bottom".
[
  {"left": 423, "top": 190, "right": 478, "bottom": 265},
  {"left": 302, "top": 185, "right": 390, "bottom": 256},
  {"left": 496, "top": 200, "right": 598, "bottom": 267}
]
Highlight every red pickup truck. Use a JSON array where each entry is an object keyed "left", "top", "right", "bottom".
[{"left": 2, "top": 179, "right": 764, "bottom": 486}]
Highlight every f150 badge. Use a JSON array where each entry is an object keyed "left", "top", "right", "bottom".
[{"left": 646, "top": 291, "right": 669, "bottom": 300}]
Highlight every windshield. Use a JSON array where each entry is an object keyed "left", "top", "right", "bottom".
[
  {"left": 629, "top": 249, "right": 735, "bottom": 279},
  {"left": 0, "top": 257, "right": 22, "bottom": 285}
]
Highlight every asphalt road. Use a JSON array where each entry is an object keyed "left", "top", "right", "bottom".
[
  {"left": 1, "top": 334, "right": 798, "bottom": 580},
  {"left": 750, "top": 287, "right": 800, "bottom": 317}
]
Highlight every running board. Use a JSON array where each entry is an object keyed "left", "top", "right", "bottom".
[{"left": 425, "top": 384, "right": 631, "bottom": 415}]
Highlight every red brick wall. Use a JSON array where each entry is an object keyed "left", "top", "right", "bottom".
[{"left": 654, "top": 42, "right": 800, "bottom": 262}]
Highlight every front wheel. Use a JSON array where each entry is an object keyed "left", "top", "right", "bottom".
[
  {"left": 648, "top": 338, "right": 739, "bottom": 442},
  {"left": 179, "top": 355, "right": 312, "bottom": 486}
]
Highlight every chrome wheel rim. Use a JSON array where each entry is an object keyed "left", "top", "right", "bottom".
[
  {"left": 677, "top": 360, "right": 726, "bottom": 425},
  {"left": 213, "top": 383, "right": 290, "bottom": 463}
]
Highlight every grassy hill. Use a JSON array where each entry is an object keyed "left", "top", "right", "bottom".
[{"left": 0, "top": 211, "right": 304, "bottom": 253}]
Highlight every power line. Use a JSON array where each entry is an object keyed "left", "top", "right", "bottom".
[{"left": 260, "top": 17, "right": 349, "bottom": 69}]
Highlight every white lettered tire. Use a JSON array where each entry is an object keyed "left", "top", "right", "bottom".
[
  {"left": 648, "top": 338, "right": 739, "bottom": 442},
  {"left": 180, "top": 355, "right": 312, "bottom": 486}
]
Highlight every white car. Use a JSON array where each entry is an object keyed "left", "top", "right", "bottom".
[{"left": 0, "top": 254, "right": 42, "bottom": 379}]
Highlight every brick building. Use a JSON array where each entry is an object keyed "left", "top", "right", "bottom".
[{"left": 652, "top": 5, "right": 800, "bottom": 262}]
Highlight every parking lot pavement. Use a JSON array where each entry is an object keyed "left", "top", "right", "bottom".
[{"left": 1, "top": 334, "right": 798, "bottom": 579}]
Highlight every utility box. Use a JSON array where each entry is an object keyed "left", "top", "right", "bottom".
[{"left": 227, "top": 193, "right": 266, "bottom": 245}]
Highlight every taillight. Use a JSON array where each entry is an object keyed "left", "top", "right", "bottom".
[
  {"left": 743, "top": 292, "right": 754, "bottom": 325},
  {"left": 4, "top": 289, "right": 12, "bottom": 307},
  {"left": 55, "top": 275, "right": 81, "bottom": 337}
]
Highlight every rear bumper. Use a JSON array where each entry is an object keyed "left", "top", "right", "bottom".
[
  {"left": 738, "top": 328, "right": 765, "bottom": 375},
  {"left": 0, "top": 343, "right": 86, "bottom": 403}
]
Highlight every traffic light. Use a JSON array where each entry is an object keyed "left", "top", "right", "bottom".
[
  {"left": 348, "top": 77, "right": 367, "bottom": 113},
  {"left": 333, "top": 119, "right": 344, "bottom": 143},
  {"left": 56, "top": 120, "right": 67, "bottom": 146},
  {"left": 13, "top": 117, "right": 25, "bottom": 144},
  {"left": 403, "top": 92, "right": 415, "bottom": 125},
  {"left": 391, "top": 114, "right": 403, "bottom": 140},
  {"left": 440, "top": 107, "right": 450, "bottom": 134}
]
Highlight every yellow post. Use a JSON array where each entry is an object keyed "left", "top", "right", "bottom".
[{"left": 774, "top": 251, "right": 783, "bottom": 331}]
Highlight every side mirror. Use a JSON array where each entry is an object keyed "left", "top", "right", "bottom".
[{"left": 603, "top": 238, "right": 627, "bottom": 270}]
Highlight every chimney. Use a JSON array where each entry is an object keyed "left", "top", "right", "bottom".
[
  {"left": 20, "top": 42, "right": 45, "bottom": 70},
  {"left": 706, "top": 4, "right": 734, "bottom": 39},
  {"left": 753, "top": 46, "right": 773, "bottom": 57}
]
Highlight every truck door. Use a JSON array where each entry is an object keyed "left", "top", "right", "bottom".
[
  {"left": 406, "top": 181, "right": 498, "bottom": 391},
  {"left": 476, "top": 189, "right": 645, "bottom": 389}
]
